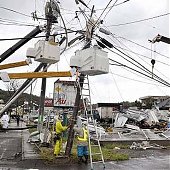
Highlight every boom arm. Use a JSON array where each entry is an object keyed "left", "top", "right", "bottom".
[
  {"left": 0, "top": 59, "right": 31, "bottom": 70},
  {"left": 150, "top": 34, "right": 170, "bottom": 44},
  {"left": 0, "top": 71, "right": 72, "bottom": 79},
  {"left": 0, "top": 26, "right": 42, "bottom": 63}
]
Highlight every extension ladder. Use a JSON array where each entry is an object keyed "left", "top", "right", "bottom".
[{"left": 77, "top": 74, "right": 105, "bottom": 170}]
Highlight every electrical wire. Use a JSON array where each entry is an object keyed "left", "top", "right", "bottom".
[
  {"left": 0, "top": 6, "right": 32, "bottom": 18},
  {"left": 95, "top": 0, "right": 113, "bottom": 27},
  {"left": 110, "top": 44, "right": 170, "bottom": 87},
  {"left": 113, "top": 34, "right": 169, "bottom": 59},
  {"left": 95, "top": 35, "right": 170, "bottom": 87},
  {"left": 0, "top": 30, "right": 81, "bottom": 41},
  {"left": 108, "top": 12, "right": 170, "bottom": 27},
  {"left": 109, "top": 58, "right": 170, "bottom": 87},
  {"left": 0, "top": 18, "right": 36, "bottom": 27},
  {"left": 112, "top": 45, "right": 170, "bottom": 67},
  {"left": 58, "top": 6, "right": 68, "bottom": 54},
  {"left": 109, "top": 69, "right": 166, "bottom": 87},
  {"left": 110, "top": 59, "right": 167, "bottom": 87},
  {"left": 0, "top": 21, "right": 36, "bottom": 27},
  {"left": 0, "top": 17, "right": 35, "bottom": 25},
  {"left": 102, "top": 0, "right": 118, "bottom": 21},
  {"left": 110, "top": 69, "right": 124, "bottom": 101},
  {"left": 107, "top": 34, "right": 170, "bottom": 80}
]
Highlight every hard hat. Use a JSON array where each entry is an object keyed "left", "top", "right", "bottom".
[
  {"left": 82, "top": 121, "right": 87, "bottom": 127},
  {"left": 58, "top": 114, "right": 63, "bottom": 120}
]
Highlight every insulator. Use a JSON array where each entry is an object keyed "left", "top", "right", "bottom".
[{"left": 151, "top": 59, "right": 155, "bottom": 66}]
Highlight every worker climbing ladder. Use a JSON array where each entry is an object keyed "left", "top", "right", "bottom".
[{"left": 77, "top": 74, "right": 105, "bottom": 170}]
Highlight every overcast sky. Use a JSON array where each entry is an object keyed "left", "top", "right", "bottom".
[{"left": 0, "top": 0, "right": 169, "bottom": 103}]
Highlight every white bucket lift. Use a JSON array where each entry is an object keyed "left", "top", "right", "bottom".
[
  {"left": 70, "top": 46, "right": 109, "bottom": 76},
  {"left": 26, "top": 40, "right": 60, "bottom": 64}
]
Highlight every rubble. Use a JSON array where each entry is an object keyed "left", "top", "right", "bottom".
[
  {"left": 97, "top": 108, "right": 170, "bottom": 142},
  {"left": 130, "top": 141, "right": 166, "bottom": 150}
]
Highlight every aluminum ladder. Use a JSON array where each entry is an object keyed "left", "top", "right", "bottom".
[{"left": 77, "top": 75, "right": 105, "bottom": 170}]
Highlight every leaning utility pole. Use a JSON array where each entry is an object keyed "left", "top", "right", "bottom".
[
  {"left": 38, "top": 0, "right": 53, "bottom": 132},
  {"left": 65, "top": 6, "right": 95, "bottom": 156},
  {"left": 0, "top": 26, "right": 42, "bottom": 63}
]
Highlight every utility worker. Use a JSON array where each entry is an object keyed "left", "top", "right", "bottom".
[
  {"left": 54, "top": 115, "right": 68, "bottom": 157},
  {"left": 74, "top": 122, "right": 89, "bottom": 164}
]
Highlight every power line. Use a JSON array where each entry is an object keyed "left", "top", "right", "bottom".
[
  {"left": 107, "top": 12, "right": 170, "bottom": 27},
  {"left": 0, "top": 6, "right": 32, "bottom": 18},
  {"left": 109, "top": 58, "right": 170, "bottom": 87},
  {"left": 95, "top": 0, "right": 114, "bottom": 26},
  {"left": 113, "top": 45, "right": 170, "bottom": 67},
  {"left": 107, "top": 34, "right": 170, "bottom": 80},
  {"left": 0, "top": 18, "right": 36, "bottom": 27},
  {"left": 95, "top": 36, "right": 170, "bottom": 87},
  {"left": 0, "top": 22, "right": 36, "bottom": 27},
  {"left": 110, "top": 44, "right": 170, "bottom": 87},
  {"left": 102, "top": 0, "right": 118, "bottom": 20},
  {"left": 110, "top": 69, "right": 124, "bottom": 101},
  {"left": 109, "top": 68, "right": 166, "bottom": 87},
  {"left": 0, "top": 30, "right": 82, "bottom": 41},
  {"left": 113, "top": 34, "right": 169, "bottom": 59}
]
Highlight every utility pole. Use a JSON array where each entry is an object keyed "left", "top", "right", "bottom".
[
  {"left": 38, "top": 0, "right": 53, "bottom": 132},
  {"left": 65, "top": 6, "right": 95, "bottom": 156},
  {"left": 65, "top": 74, "right": 85, "bottom": 155},
  {"left": 0, "top": 26, "right": 42, "bottom": 63}
]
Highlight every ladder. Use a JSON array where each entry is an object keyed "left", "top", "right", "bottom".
[{"left": 77, "top": 75, "right": 105, "bottom": 170}]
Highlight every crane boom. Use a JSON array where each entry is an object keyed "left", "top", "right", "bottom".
[
  {"left": 150, "top": 34, "right": 170, "bottom": 44},
  {"left": 0, "top": 59, "right": 31, "bottom": 70},
  {"left": 0, "top": 71, "right": 71, "bottom": 80}
]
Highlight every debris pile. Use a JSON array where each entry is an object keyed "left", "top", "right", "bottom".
[{"left": 130, "top": 141, "right": 166, "bottom": 150}]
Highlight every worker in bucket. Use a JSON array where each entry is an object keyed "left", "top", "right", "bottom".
[
  {"left": 54, "top": 114, "right": 68, "bottom": 157},
  {"left": 74, "top": 121, "right": 89, "bottom": 164}
]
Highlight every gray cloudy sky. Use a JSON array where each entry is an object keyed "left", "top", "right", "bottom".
[{"left": 0, "top": 0, "right": 169, "bottom": 103}]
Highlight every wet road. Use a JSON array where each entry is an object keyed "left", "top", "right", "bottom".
[
  {"left": 1, "top": 155, "right": 168, "bottom": 170},
  {"left": 0, "top": 126, "right": 22, "bottom": 169},
  {"left": 108, "top": 155, "right": 170, "bottom": 170}
]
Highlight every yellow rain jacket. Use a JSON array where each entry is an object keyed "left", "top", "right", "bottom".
[{"left": 54, "top": 120, "right": 67, "bottom": 156}]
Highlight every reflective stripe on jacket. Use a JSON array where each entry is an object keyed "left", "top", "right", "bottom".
[{"left": 77, "top": 127, "right": 88, "bottom": 142}]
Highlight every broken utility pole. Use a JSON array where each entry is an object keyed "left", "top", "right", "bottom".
[
  {"left": 38, "top": 0, "right": 53, "bottom": 132},
  {"left": 65, "top": 5, "right": 95, "bottom": 156}
]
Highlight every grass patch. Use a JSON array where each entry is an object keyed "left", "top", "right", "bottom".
[
  {"left": 91, "top": 144, "right": 129, "bottom": 161},
  {"left": 40, "top": 147, "right": 56, "bottom": 162},
  {"left": 103, "top": 143, "right": 129, "bottom": 149},
  {"left": 38, "top": 140, "right": 129, "bottom": 163}
]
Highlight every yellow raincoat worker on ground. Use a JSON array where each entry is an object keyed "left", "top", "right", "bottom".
[{"left": 54, "top": 115, "right": 68, "bottom": 156}]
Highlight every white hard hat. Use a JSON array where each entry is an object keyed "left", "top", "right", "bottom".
[
  {"left": 58, "top": 115, "right": 63, "bottom": 120},
  {"left": 82, "top": 121, "right": 87, "bottom": 127}
]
